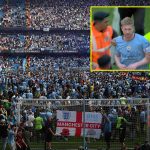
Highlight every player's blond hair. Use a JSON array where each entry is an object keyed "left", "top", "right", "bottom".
[{"left": 121, "top": 17, "right": 134, "bottom": 27}]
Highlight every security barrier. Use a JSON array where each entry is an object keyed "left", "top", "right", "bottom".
[{"left": 18, "top": 98, "right": 150, "bottom": 150}]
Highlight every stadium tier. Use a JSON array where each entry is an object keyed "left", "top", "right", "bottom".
[
  {"left": 0, "top": 33, "right": 89, "bottom": 53},
  {"left": 0, "top": 0, "right": 150, "bottom": 29}
]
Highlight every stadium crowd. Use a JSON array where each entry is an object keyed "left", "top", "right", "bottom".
[
  {"left": 0, "top": 33, "right": 89, "bottom": 52},
  {"left": 0, "top": 57, "right": 149, "bottom": 149},
  {"left": 0, "top": 57, "right": 150, "bottom": 101},
  {"left": 0, "top": 56, "right": 150, "bottom": 104},
  {"left": 29, "top": 1, "right": 90, "bottom": 30},
  {"left": 109, "top": 0, "right": 150, "bottom": 5},
  {"left": 0, "top": 5, "right": 26, "bottom": 27},
  {"left": 0, "top": 34, "right": 24, "bottom": 51},
  {"left": 0, "top": 57, "right": 150, "bottom": 108},
  {"left": 0, "top": 0, "right": 91, "bottom": 29},
  {"left": 1, "top": 0, "right": 150, "bottom": 29},
  {"left": 28, "top": 33, "right": 89, "bottom": 52},
  {"left": 1, "top": 0, "right": 150, "bottom": 149}
]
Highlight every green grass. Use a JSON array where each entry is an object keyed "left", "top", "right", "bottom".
[
  {"left": 144, "top": 8, "right": 150, "bottom": 34},
  {"left": 0, "top": 133, "right": 147, "bottom": 150}
]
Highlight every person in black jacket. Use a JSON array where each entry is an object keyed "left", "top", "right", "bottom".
[
  {"left": 45, "top": 116, "right": 55, "bottom": 150},
  {"left": 140, "top": 141, "right": 150, "bottom": 150},
  {"left": 0, "top": 119, "right": 9, "bottom": 150},
  {"left": 119, "top": 119, "right": 127, "bottom": 150}
]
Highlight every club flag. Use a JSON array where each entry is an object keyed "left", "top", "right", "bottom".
[{"left": 56, "top": 110, "right": 102, "bottom": 139}]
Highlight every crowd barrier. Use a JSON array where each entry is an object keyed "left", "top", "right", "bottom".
[{"left": 17, "top": 98, "right": 150, "bottom": 150}]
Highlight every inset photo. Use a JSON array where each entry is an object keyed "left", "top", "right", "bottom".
[{"left": 90, "top": 6, "right": 150, "bottom": 71}]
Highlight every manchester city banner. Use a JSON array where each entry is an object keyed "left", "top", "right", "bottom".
[{"left": 56, "top": 110, "right": 102, "bottom": 139}]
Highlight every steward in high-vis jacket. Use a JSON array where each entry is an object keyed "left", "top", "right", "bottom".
[{"left": 91, "top": 11, "right": 117, "bottom": 70}]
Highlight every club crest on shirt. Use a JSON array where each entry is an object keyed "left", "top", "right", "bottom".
[{"left": 126, "top": 45, "right": 131, "bottom": 51}]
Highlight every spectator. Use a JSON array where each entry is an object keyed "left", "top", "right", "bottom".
[
  {"left": 8, "top": 125, "right": 18, "bottom": 150},
  {"left": 16, "top": 129, "right": 28, "bottom": 150},
  {"left": 26, "top": 111, "right": 35, "bottom": 141},
  {"left": 140, "top": 107, "right": 147, "bottom": 133},
  {"left": 103, "top": 113, "right": 112, "bottom": 150},
  {"left": 140, "top": 141, "right": 150, "bottom": 150},
  {"left": 0, "top": 119, "right": 9, "bottom": 150},
  {"left": 119, "top": 119, "right": 127, "bottom": 150},
  {"left": 34, "top": 112, "right": 44, "bottom": 142},
  {"left": 45, "top": 116, "right": 55, "bottom": 150}
]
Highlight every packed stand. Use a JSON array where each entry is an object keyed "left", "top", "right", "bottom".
[
  {"left": 0, "top": 5, "right": 26, "bottom": 27},
  {"left": 0, "top": 0, "right": 110, "bottom": 29},
  {"left": 30, "top": 5, "right": 89, "bottom": 30},
  {"left": 0, "top": 56, "right": 150, "bottom": 149},
  {"left": 90, "top": 72, "right": 150, "bottom": 100},
  {"left": 0, "top": 56, "right": 89, "bottom": 99},
  {"left": 109, "top": 0, "right": 150, "bottom": 5},
  {"left": 0, "top": 56, "right": 150, "bottom": 102},
  {"left": 0, "top": 33, "right": 25, "bottom": 51},
  {"left": 29, "top": 33, "right": 89, "bottom": 52},
  {"left": 0, "top": 33, "right": 89, "bottom": 52},
  {"left": 1, "top": 0, "right": 150, "bottom": 29}
]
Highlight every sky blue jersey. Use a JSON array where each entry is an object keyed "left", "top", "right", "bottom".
[{"left": 115, "top": 33, "right": 150, "bottom": 70}]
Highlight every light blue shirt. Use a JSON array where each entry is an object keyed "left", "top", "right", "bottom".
[
  {"left": 115, "top": 34, "right": 150, "bottom": 69},
  {"left": 104, "top": 120, "right": 112, "bottom": 133},
  {"left": 8, "top": 129, "right": 15, "bottom": 144}
]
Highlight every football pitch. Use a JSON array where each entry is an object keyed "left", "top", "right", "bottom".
[{"left": 0, "top": 134, "right": 146, "bottom": 150}]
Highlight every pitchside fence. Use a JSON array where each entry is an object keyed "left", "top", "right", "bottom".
[{"left": 18, "top": 98, "right": 150, "bottom": 150}]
